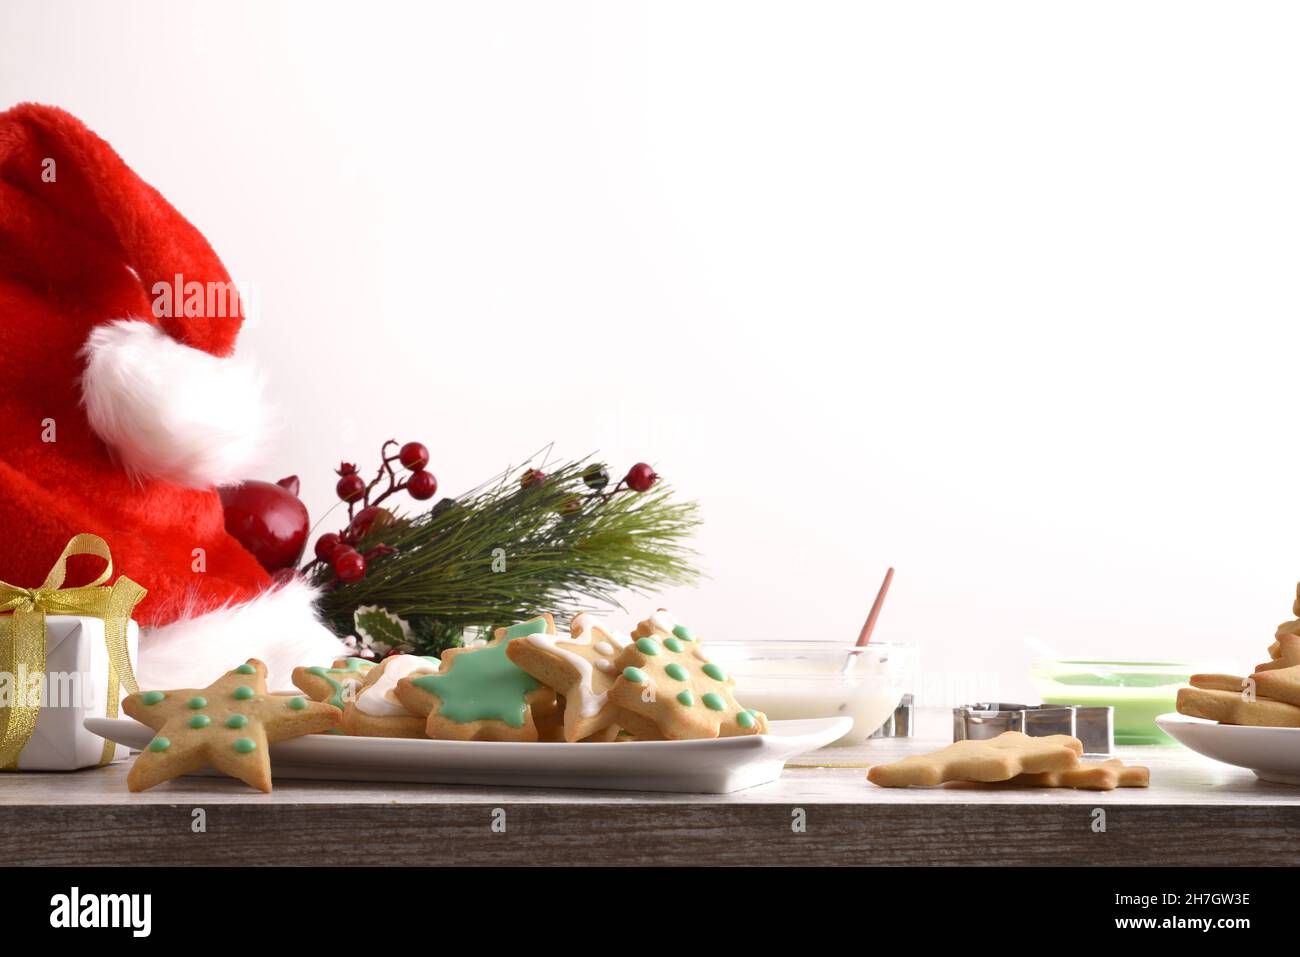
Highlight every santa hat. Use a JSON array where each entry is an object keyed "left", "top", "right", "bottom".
[{"left": 0, "top": 103, "right": 344, "bottom": 688}]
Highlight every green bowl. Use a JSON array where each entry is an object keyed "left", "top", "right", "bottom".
[{"left": 1030, "top": 659, "right": 1194, "bottom": 745}]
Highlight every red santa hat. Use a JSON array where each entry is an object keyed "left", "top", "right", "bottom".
[{"left": 0, "top": 103, "right": 344, "bottom": 688}]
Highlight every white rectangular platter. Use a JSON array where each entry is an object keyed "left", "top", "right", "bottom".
[{"left": 85, "top": 716, "right": 851, "bottom": 794}]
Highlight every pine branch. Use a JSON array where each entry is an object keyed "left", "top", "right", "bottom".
[{"left": 310, "top": 456, "right": 702, "bottom": 655}]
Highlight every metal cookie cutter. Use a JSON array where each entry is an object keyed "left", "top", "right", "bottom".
[
  {"left": 869, "top": 694, "right": 915, "bottom": 739},
  {"left": 952, "top": 702, "right": 1114, "bottom": 756}
]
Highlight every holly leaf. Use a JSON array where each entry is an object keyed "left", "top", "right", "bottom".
[{"left": 354, "top": 606, "right": 413, "bottom": 649}]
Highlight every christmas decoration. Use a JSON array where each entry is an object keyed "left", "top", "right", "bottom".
[
  {"left": 218, "top": 476, "right": 311, "bottom": 572},
  {"left": 623, "top": 462, "right": 659, "bottom": 493},
  {"left": 0, "top": 104, "right": 342, "bottom": 691},
  {"left": 0, "top": 534, "right": 145, "bottom": 771},
  {"left": 407, "top": 469, "right": 438, "bottom": 500},
  {"left": 335, "top": 464, "right": 366, "bottom": 503},
  {"left": 304, "top": 447, "right": 701, "bottom": 657},
  {"left": 399, "top": 442, "right": 430, "bottom": 471},
  {"left": 582, "top": 464, "right": 610, "bottom": 491}
]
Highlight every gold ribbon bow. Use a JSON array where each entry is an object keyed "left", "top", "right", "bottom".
[{"left": 0, "top": 534, "right": 146, "bottom": 769}]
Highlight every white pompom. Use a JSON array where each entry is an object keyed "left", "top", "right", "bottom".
[{"left": 81, "top": 318, "right": 270, "bottom": 488}]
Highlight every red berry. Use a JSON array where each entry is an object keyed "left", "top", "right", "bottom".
[
  {"left": 624, "top": 462, "right": 658, "bottom": 492},
  {"left": 336, "top": 473, "right": 366, "bottom": 503},
  {"left": 314, "top": 533, "right": 342, "bottom": 560},
  {"left": 333, "top": 547, "right": 367, "bottom": 583},
  {"left": 348, "top": 505, "right": 394, "bottom": 541},
  {"left": 399, "top": 442, "right": 430, "bottom": 471},
  {"left": 521, "top": 468, "right": 545, "bottom": 489},
  {"left": 407, "top": 469, "right": 438, "bottom": 501}
]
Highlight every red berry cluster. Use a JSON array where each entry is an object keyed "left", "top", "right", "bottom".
[{"left": 308, "top": 440, "right": 439, "bottom": 584}]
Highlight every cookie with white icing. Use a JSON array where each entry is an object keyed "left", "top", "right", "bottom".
[
  {"left": 341, "top": 654, "right": 441, "bottom": 737},
  {"left": 505, "top": 612, "right": 645, "bottom": 742},
  {"left": 394, "top": 616, "right": 558, "bottom": 741}
]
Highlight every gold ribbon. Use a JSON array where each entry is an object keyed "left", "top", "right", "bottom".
[{"left": 0, "top": 534, "right": 146, "bottom": 769}]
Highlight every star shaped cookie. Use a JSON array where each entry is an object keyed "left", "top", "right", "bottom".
[
  {"left": 607, "top": 615, "right": 767, "bottom": 740},
  {"left": 394, "top": 616, "right": 557, "bottom": 741},
  {"left": 122, "top": 658, "right": 340, "bottom": 792},
  {"left": 504, "top": 611, "right": 636, "bottom": 741}
]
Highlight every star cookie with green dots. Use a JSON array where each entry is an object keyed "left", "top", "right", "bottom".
[
  {"left": 393, "top": 616, "right": 558, "bottom": 741},
  {"left": 608, "top": 616, "right": 768, "bottom": 740},
  {"left": 291, "top": 656, "right": 377, "bottom": 711},
  {"left": 122, "top": 658, "right": 341, "bottom": 792}
]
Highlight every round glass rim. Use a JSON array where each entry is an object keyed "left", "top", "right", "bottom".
[
  {"left": 1031, "top": 658, "right": 1195, "bottom": 670},
  {"left": 703, "top": 640, "right": 909, "bottom": 651}
]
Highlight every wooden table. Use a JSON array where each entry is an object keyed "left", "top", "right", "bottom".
[{"left": 4, "top": 710, "right": 1298, "bottom": 866}]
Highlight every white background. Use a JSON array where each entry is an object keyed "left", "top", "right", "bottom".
[{"left": 3, "top": 0, "right": 1297, "bottom": 702}]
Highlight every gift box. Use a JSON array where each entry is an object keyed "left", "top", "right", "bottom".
[
  {"left": 6, "top": 616, "right": 140, "bottom": 770},
  {"left": 0, "top": 534, "right": 145, "bottom": 771}
]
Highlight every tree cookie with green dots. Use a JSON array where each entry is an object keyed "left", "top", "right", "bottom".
[
  {"left": 122, "top": 658, "right": 341, "bottom": 792},
  {"left": 291, "top": 657, "right": 377, "bottom": 712},
  {"left": 393, "top": 617, "right": 559, "bottom": 741},
  {"left": 607, "top": 621, "right": 768, "bottom": 740}
]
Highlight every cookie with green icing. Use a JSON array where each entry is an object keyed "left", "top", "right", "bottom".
[
  {"left": 393, "top": 616, "right": 559, "bottom": 741},
  {"left": 291, "top": 657, "right": 377, "bottom": 714},
  {"left": 122, "top": 658, "right": 341, "bottom": 792},
  {"left": 608, "top": 620, "right": 767, "bottom": 740}
]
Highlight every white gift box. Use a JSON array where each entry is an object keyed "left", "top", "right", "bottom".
[{"left": 8, "top": 615, "right": 139, "bottom": 771}]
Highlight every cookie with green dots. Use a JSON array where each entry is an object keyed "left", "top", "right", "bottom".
[
  {"left": 393, "top": 617, "right": 559, "bottom": 741},
  {"left": 291, "top": 657, "right": 376, "bottom": 712},
  {"left": 122, "top": 658, "right": 341, "bottom": 792},
  {"left": 608, "top": 631, "right": 767, "bottom": 740}
]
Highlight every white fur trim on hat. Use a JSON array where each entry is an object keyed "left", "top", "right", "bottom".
[
  {"left": 136, "top": 577, "right": 347, "bottom": 691},
  {"left": 81, "top": 318, "right": 269, "bottom": 489}
]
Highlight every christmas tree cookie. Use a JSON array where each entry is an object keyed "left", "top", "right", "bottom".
[
  {"left": 122, "top": 659, "right": 341, "bottom": 792},
  {"left": 608, "top": 613, "right": 767, "bottom": 740},
  {"left": 394, "top": 616, "right": 558, "bottom": 741}
]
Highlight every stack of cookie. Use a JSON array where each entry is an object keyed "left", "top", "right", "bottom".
[
  {"left": 294, "top": 609, "right": 769, "bottom": 743},
  {"left": 1178, "top": 583, "right": 1300, "bottom": 727}
]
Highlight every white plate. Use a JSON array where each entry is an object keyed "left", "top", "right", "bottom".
[
  {"left": 1156, "top": 712, "right": 1300, "bottom": 785},
  {"left": 84, "top": 715, "right": 851, "bottom": 794}
]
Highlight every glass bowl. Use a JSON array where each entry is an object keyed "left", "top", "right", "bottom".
[
  {"left": 703, "top": 641, "right": 911, "bottom": 746},
  {"left": 1029, "top": 659, "right": 1195, "bottom": 745}
]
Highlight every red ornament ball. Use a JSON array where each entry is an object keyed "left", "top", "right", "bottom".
[
  {"left": 399, "top": 442, "right": 430, "bottom": 471},
  {"left": 624, "top": 462, "right": 659, "bottom": 492},
  {"left": 332, "top": 547, "right": 367, "bottom": 583},
  {"left": 521, "top": 468, "right": 546, "bottom": 489},
  {"left": 219, "top": 477, "right": 310, "bottom": 572},
  {"left": 314, "top": 532, "right": 342, "bottom": 560},
  {"left": 407, "top": 469, "right": 438, "bottom": 501}
]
